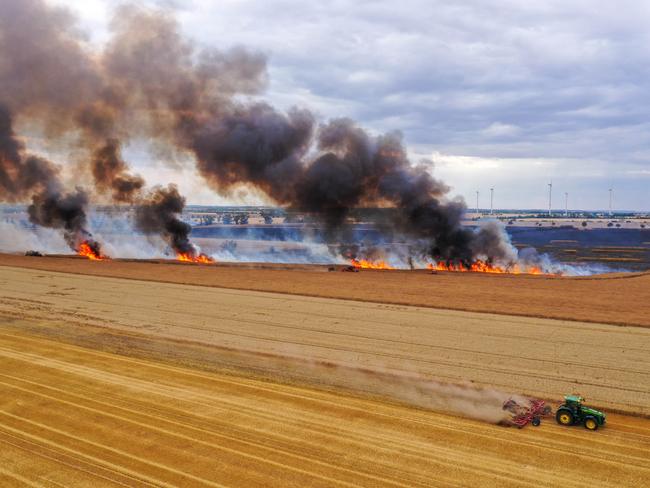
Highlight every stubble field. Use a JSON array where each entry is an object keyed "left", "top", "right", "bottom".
[
  {"left": 1, "top": 253, "right": 649, "bottom": 327},
  {"left": 0, "top": 255, "right": 649, "bottom": 486}
]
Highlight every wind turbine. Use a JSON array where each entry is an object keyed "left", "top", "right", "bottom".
[
  {"left": 548, "top": 182, "right": 553, "bottom": 216},
  {"left": 490, "top": 188, "right": 494, "bottom": 215}
]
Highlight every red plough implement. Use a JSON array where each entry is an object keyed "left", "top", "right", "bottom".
[{"left": 502, "top": 398, "right": 551, "bottom": 428}]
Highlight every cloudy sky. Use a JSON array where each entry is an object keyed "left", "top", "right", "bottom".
[{"left": 51, "top": 0, "right": 650, "bottom": 210}]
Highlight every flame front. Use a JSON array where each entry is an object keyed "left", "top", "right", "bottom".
[
  {"left": 428, "top": 260, "right": 546, "bottom": 275},
  {"left": 77, "top": 241, "right": 107, "bottom": 261},
  {"left": 177, "top": 252, "right": 215, "bottom": 264},
  {"left": 350, "top": 259, "right": 394, "bottom": 270}
]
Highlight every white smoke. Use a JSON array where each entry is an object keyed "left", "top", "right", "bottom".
[
  {"left": 0, "top": 221, "right": 70, "bottom": 254},
  {"left": 88, "top": 212, "right": 169, "bottom": 259},
  {"left": 208, "top": 239, "right": 343, "bottom": 265},
  {"left": 0, "top": 205, "right": 616, "bottom": 277}
]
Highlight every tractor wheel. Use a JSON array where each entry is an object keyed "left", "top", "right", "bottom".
[
  {"left": 532, "top": 417, "right": 541, "bottom": 427},
  {"left": 556, "top": 409, "right": 573, "bottom": 426},
  {"left": 584, "top": 417, "right": 599, "bottom": 431}
]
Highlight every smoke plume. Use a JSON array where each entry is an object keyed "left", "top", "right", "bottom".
[
  {"left": 183, "top": 110, "right": 514, "bottom": 262},
  {"left": 91, "top": 139, "right": 145, "bottom": 203},
  {"left": 134, "top": 185, "right": 198, "bottom": 257},
  {"left": 0, "top": 0, "right": 205, "bottom": 254},
  {"left": 28, "top": 188, "right": 101, "bottom": 253},
  {"left": 0, "top": 0, "right": 521, "bottom": 265},
  {"left": 0, "top": 104, "right": 100, "bottom": 252},
  {"left": 106, "top": 7, "right": 515, "bottom": 263}
]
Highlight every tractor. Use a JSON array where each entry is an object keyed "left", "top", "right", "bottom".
[{"left": 556, "top": 395, "right": 606, "bottom": 431}]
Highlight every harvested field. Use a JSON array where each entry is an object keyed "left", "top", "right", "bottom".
[
  {"left": 0, "top": 266, "right": 649, "bottom": 416},
  {"left": 1, "top": 253, "right": 650, "bottom": 327},
  {"left": 1, "top": 262, "right": 649, "bottom": 486},
  {"left": 0, "top": 325, "right": 649, "bottom": 487}
]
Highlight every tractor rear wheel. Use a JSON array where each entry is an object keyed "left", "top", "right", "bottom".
[
  {"left": 584, "top": 417, "right": 599, "bottom": 431},
  {"left": 556, "top": 409, "right": 573, "bottom": 426}
]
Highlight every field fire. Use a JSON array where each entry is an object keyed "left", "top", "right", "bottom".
[
  {"left": 348, "top": 256, "right": 552, "bottom": 274},
  {"left": 77, "top": 241, "right": 108, "bottom": 261},
  {"left": 177, "top": 252, "right": 215, "bottom": 264},
  {"left": 0, "top": 0, "right": 624, "bottom": 278},
  {"left": 350, "top": 258, "right": 394, "bottom": 270},
  {"left": 2, "top": 2, "right": 650, "bottom": 487},
  {"left": 428, "top": 260, "right": 547, "bottom": 275},
  {"left": 0, "top": 0, "right": 577, "bottom": 277}
]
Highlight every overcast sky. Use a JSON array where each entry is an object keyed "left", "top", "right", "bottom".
[{"left": 50, "top": 0, "right": 650, "bottom": 210}]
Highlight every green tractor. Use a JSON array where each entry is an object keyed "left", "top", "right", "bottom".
[{"left": 556, "top": 395, "right": 606, "bottom": 431}]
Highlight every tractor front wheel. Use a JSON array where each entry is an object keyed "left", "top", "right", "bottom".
[
  {"left": 584, "top": 417, "right": 599, "bottom": 431},
  {"left": 556, "top": 409, "right": 573, "bottom": 426}
]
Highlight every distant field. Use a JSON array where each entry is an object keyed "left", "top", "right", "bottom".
[{"left": 507, "top": 227, "right": 650, "bottom": 269}]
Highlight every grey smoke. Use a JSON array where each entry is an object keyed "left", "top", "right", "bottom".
[
  {"left": 0, "top": 103, "right": 100, "bottom": 252},
  {"left": 91, "top": 139, "right": 145, "bottom": 203},
  {"left": 134, "top": 185, "right": 200, "bottom": 257},
  {"left": 0, "top": 0, "right": 523, "bottom": 265}
]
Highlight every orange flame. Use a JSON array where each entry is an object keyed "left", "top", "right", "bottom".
[
  {"left": 77, "top": 241, "right": 108, "bottom": 261},
  {"left": 428, "top": 260, "right": 545, "bottom": 275},
  {"left": 177, "top": 252, "right": 215, "bottom": 264},
  {"left": 350, "top": 258, "right": 394, "bottom": 270}
]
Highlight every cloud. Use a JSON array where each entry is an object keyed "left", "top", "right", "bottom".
[{"left": 481, "top": 123, "right": 521, "bottom": 139}]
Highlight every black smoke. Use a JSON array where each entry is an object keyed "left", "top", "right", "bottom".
[
  {"left": 133, "top": 185, "right": 197, "bottom": 257},
  {"left": 91, "top": 139, "right": 145, "bottom": 203},
  {"left": 28, "top": 188, "right": 98, "bottom": 251},
  {"left": 0, "top": 1, "right": 520, "bottom": 265},
  {"left": 184, "top": 113, "right": 515, "bottom": 262},
  {"left": 0, "top": 104, "right": 100, "bottom": 252}
]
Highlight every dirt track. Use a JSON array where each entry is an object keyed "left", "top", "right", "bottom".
[
  {"left": 0, "top": 327, "right": 649, "bottom": 487},
  {"left": 1, "top": 253, "right": 649, "bottom": 327}
]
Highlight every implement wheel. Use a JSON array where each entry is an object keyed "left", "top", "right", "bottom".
[
  {"left": 532, "top": 417, "right": 541, "bottom": 427},
  {"left": 556, "top": 409, "right": 573, "bottom": 426},
  {"left": 584, "top": 417, "right": 599, "bottom": 431}
]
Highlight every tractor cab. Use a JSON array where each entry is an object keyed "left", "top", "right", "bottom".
[
  {"left": 563, "top": 395, "right": 584, "bottom": 413},
  {"left": 556, "top": 395, "right": 606, "bottom": 431}
]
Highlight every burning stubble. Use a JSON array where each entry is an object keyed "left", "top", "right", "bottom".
[
  {"left": 97, "top": 7, "right": 530, "bottom": 267},
  {"left": 0, "top": 1, "right": 211, "bottom": 258},
  {"left": 134, "top": 185, "right": 213, "bottom": 262},
  {"left": 0, "top": 0, "right": 561, "bottom": 271}
]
